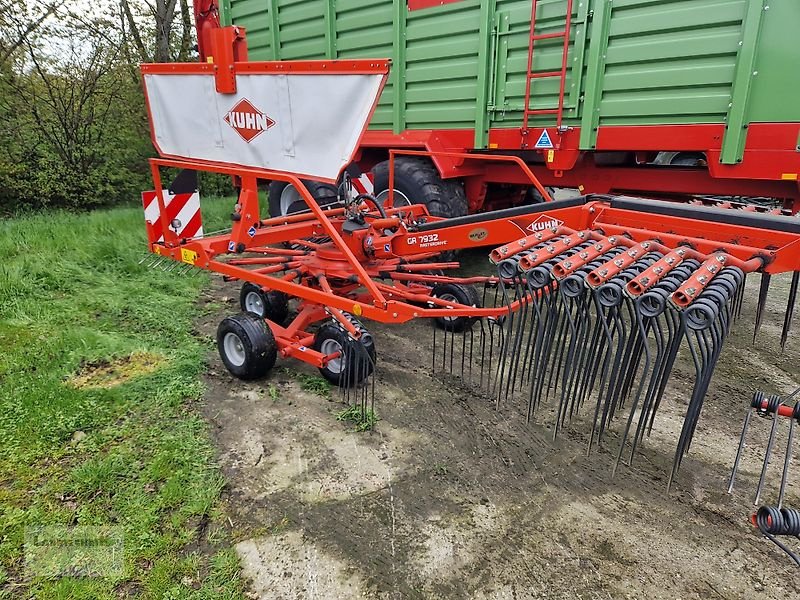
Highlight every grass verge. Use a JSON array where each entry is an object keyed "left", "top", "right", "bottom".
[{"left": 0, "top": 200, "right": 245, "bottom": 599}]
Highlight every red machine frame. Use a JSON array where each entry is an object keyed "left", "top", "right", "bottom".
[{"left": 147, "top": 148, "right": 800, "bottom": 373}]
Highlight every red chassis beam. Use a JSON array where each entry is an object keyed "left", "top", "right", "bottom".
[
  {"left": 359, "top": 124, "right": 800, "bottom": 206},
  {"left": 148, "top": 157, "right": 799, "bottom": 331}
]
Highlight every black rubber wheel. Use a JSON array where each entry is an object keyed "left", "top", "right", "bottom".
[
  {"left": 371, "top": 157, "right": 468, "bottom": 219},
  {"left": 239, "top": 282, "right": 290, "bottom": 323},
  {"left": 268, "top": 180, "right": 338, "bottom": 218},
  {"left": 525, "top": 186, "right": 556, "bottom": 204},
  {"left": 431, "top": 282, "right": 481, "bottom": 332},
  {"left": 669, "top": 152, "right": 707, "bottom": 167},
  {"left": 217, "top": 313, "right": 278, "bottom": 380},
  {"left": 313, "top": 321, "right": 376, "bottom": 387}
]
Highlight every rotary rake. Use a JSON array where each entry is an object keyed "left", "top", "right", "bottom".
[
  {"left": 139, "top": 47, "right": 800, "bottom": 564},
  {"left": 424, "top": 189, "right": 799, "bottom": 487}
]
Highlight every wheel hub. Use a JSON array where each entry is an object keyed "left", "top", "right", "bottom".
[
  {"left": 244, "top": 291, "right": 264, "bottom": 315},
  {"left": 223, "top": 332, "right": 246, "bottom": 367},
  {"left": 320, "top": 338, "right": 344, "bottom": 374}
]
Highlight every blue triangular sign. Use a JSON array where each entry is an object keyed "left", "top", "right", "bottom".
[{"left": 534, "top": 129, "right": 554, "bottom": 149}]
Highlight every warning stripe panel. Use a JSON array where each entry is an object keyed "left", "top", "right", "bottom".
[{"left": 142, "top": 190, "right": 203, "bottom": 243}]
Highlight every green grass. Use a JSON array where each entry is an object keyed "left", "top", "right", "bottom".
[
  {"left": 286, "top": 370, "right": 331, "bottom": 398},
  {"left": 0, "top": 200, "right": 246, "bottom": 598},
  {"left": 335, "top": 405, "right": 379, "bottom": 432}
]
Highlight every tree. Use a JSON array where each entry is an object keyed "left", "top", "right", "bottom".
[
  {"left": 0, "top": 0, "right": 63, "bottom": 66},
  {"left": 120, "top": 0, "right": 195, "bottom": 63},
  {"left": 0, "top": 0, "right": 209, "bottom": 212},
  {"left": 0, "top": 6, "right": 151, "bottom": 211}
]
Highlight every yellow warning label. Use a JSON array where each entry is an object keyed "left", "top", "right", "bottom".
[
  {"left": 781, "top": 173, "right": 798, "bottom": 181},
  {"left": 547, "top": 150, "right": 555, "bottom": 163},
  {"left": 181, "top": 249, "right": 198, "bottom": 265}
]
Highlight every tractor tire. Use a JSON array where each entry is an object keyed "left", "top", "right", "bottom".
[
  {"left": 313, "top": 320, "right": 376, "bottom": 387},
  {"left": 268, "top": 180, "right": 338, "bottom": 218},
  {"left": 525, "top": 186, "right": 557, "bottom": 204},
  {"left": 239, "top": 282, "right": 290, "bottom": 324},
  {"left": 431, "top": 282, "right": 481, "bottom": 332},
  {"left": 217, "top": 313, "right": 278, "bottom": 380},
  {"left": 669, "top": 152, "right": 707, "bottom": 167},
  {"left": 371, "top": 157, "right": 468, "bottom": 219}
]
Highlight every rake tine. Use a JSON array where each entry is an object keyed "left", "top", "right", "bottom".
[
  {"left": 431, "top": 320, "right": 437, "bottom": 374},
  {"left": 491, "top": 277, "right": 517, "bottom": 399},
  {"left": 780, "top": 271, "right": 799, "bottom": 350},
  {"left": 630, "top": 303, "right": 670, "bottom": 465},
  {"left": 734, "top": 272, "right": 747, "bottom": 320},
  {"left": 496, "top": 279, "right": 525, "bottom": 404},
  {"left": 778, "top": 416, "right": 794, "bottom": 509},
  {"left": 755, "top": 395, "right": 782, "bottom": 506},
  {"left": 564, "top": 291, "right": 594, "bottom": 420},
  {"left": 613, "top": 305, "right": 653, "bottom": 477},
  {"left": 728, "top": 391, "right": 763, "bottom": 494},
  {"left": 669, "top": 303, "right": 718, "bottom": 491},
  {"left": 753, "top": 273, "right": 771, "bottom": 343},
  {"left": 508, "top": 282, "right": 534, "bottom": 395}
]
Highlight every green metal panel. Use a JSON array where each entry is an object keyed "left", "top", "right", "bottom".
[
  {"left": 404, "top": 0, "right": 482, "bottom": 129},
  {"left": 579, "top": 0, "right": 611, "bottom": 149},
  {"left": 474, "top": 0, "right": 497, "bottom": 148},
  {"left": 488, "top": 0, "right": 581, "bottom": 127},
  {"left": 391, "top": 0, "right": 406, "bottom": 133},
  {"left": 720, "top": 0, "right": 766, "bottom": 164},
  {"left": 220, "top": 0, "right": 800, "bottom": 148},
  {"left": 748, "top": 0, "right": 800, "bottom": 123}
]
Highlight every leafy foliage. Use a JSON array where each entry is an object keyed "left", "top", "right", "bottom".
[{"left": 0, "top": 1, "right": 232, "bottom": 214}]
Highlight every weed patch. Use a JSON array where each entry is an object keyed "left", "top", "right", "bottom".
[
  {"left": 68, "top": 351, "right": 165, "bottom": 389},
  {"left": 293, "top": 372, "right": 331, "bottom": 397},
  {"left": 335, "top": 405, "right": 379, "bottom": 432}
]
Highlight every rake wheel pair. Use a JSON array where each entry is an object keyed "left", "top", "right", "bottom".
[
  {"left": 218, "top": 282, "right": 376, "bottom": 386},
  {"left": 217, "top": 313, "right": 375, "bottom": 385}
]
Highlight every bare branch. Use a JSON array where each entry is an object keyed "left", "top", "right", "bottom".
[
  {"left": 120, "top": 0, "right": 150, "bottom": 63},
  {"left": 178, "top": 0, "right": 193, "bottom": 61},
  {"left": 0, "top": 1, "right": 65, "bottom": 66}
]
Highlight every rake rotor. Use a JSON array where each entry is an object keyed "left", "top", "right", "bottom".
[{"left": 431, "top": 222, "right": 776, "bottom": 488}]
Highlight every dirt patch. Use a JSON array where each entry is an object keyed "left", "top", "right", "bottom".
[
  {"left": 68, "top": 351, "right": 165, "bottom": 389},
  {"left": 197, "top": 268, "right": 799, "bottom": 599}
]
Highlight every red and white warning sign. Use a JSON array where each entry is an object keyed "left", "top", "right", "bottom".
[{"left": 142, "top": 189, "right": 203, "bottom": 244}]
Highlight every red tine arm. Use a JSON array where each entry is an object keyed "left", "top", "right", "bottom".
[
  {"left": 517, "top": 230, "right": 595, "bottom": 271},
  {"left": 489, "top": 226, "right": 569, "bottom": 264},
  {"left": 670, "top": 254, "right": 763, "bottom": 308},
  {"left": 626, "top": 248, "right": 690, "bottom": 297},
  {"left": 586, "top": 241, "right": 654, "bottom": 288},
  {"left": 552, "top": 237, "right": 622, "bottom": 280}
]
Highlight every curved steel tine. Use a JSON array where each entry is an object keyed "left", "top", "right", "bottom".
[
  {"left": 613, "top": 301, "right": 653, "bottom": 476},
  {"left": 753, "top": 273, "right": 771, "bottom": 343},
  {"left": 755, "top": 395, "right": 782, "bottom": 506},
  {"left": 778, "top": 417, "right": 794, "bottom": 509},
  {"left": 780, "top": 272, "right": 799, "bottom": 350},
  {"left": 728, "top": 391, "right": 763, "bottom": 494}
]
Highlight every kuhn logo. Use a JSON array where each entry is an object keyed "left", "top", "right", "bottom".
[
  {"left": 526, "top": 214, "right": 563, "bottom": 233},
  {"left": 224, "top": 99, "right": 275, "bottom": 142}
]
